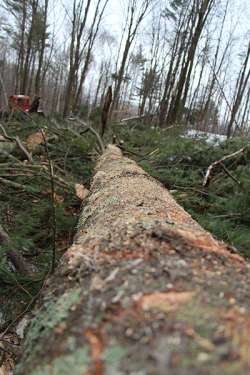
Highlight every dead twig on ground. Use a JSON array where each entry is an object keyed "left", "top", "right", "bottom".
[
  {"left": 7, "top": 250, "right": 37, "bottom": 278},
  {"left": 207, "top": 213, "right": 241, "bottom": 219},
  {"left": 0, "top": 224, "right": 36, "bottom": 280},
  {"left": 0, "top": 174, "right": 33, "bottom": 178},
  {"left": 220, "top": 162, "right": 241, "bottom": 186},
  {"left": 0, "top": 176, "right": 37, "bottom": 192},
  {"left": 0, "top": 124, "right": 33, "bottom": 163},
  {"left": 203, "top": 145, "right": 248, "bottom": 187},
  {"left": 120, "top": 115, "right": 145, "bottom": 123},
  {"left": 40, "top": 129, "right": 57, "bottom": 274},
  {"left": 0, "top": 224, "right": 10, "bottom": 245},
  {"left": 10, "top": 274, "right": 33, "bottom": 298},
  {"left": 0, "top": 339, "right": 21, "bottom": 357},
  {"left": 173, "top": 185, "right": 210, "bottom": 197},
  {"left": 138, "top": 148, "right": 160, "bottom": 162},
  {"left": 51, "top": 117, "right": 105, "bottom": 153},
  {"left": 119, "top": 114, "right": 155, "bottom": 124},
  {"left": 69, "top": 118, "right": 105, "bottom": 154},
  {"left": 0, "top": 274, "right": 48, "bottom": 339},
  {"left": 1, "top": 171, "right": 69, "bottom": 189},
  {"left": 0, "top": 150, "right": 23, "bottom": 163}
]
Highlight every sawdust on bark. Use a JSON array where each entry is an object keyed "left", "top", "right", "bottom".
[{"left": 16, "top": 145, "right": 250, "bottom": 375}]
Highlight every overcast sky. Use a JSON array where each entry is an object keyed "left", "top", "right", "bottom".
[
  {"left": 0, "top": 0, "right": 249, "bottom": 100},
  {"left": 1, "top": 0, "right": 249, "bottom": 53},
  {"left": 48, "top": 0, "right": 250, "bottom": 37}
]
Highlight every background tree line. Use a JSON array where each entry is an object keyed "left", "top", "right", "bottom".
[{"left": 0, "top": 0, "right": 249, "bottom": 136}]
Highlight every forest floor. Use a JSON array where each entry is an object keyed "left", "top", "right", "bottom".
[{"left": 0, "top": 116, "right": 249, "bottom": 373}]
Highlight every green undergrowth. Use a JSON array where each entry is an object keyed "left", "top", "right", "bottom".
[
  {"left": 112, "top": 123, "right": 250, "bottom": 258},
  {"left": 0, "top": 117, "right": 95, "bottom": 325}
]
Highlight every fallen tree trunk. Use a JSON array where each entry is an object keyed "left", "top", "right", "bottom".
[{"left": 16, "top": 145, "right": 250, "bottom": 375}]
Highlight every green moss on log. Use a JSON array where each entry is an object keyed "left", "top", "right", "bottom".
[{"left": 28, "top": 347, "right": 89, "bottom": 375}]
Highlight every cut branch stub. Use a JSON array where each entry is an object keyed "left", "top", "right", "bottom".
[{"left": 17, "top": 145, "right": 250, "bottom": 375}]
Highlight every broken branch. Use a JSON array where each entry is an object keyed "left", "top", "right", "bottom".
[
  {"left": 0, "top": 224, "right": 10, "bottom": 245},
  {"left": 69, "top": 118, "right": 105, "bottom": 153},
  {"left": 203, "top": 145, "right": 248, "bottom": 187},
  {"left": 0, "top": 123, "right": 33, "bottom": 163}
]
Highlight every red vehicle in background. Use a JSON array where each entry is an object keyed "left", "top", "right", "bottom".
[
  {"left": 0, "top": 95, "right": 44, "bottom": 120},
  {"left": 9, "top": 95, "right": 31, "bottom": 112}
]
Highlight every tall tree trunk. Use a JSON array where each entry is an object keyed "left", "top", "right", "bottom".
[
  {"left": 159, "top": 4, "right": 193, "bottom": 127},
  {"left": 17, "top": 145, "right": 249, "bottom": 375},
  {"left": 15, "top": 0, "right": 27, "bottom": 93},
  {"left": 100, "top": 61, "right": 111, "bottom": 106},
  {"left": 27, "top": 51, "right": 36, "bottom": 95},
  {"left": 63, "top": 0, "right": 92, "bottom": 117},
  {"left": 240, "top": 88, "right": 250, "bottom": 131},
  {"left": 111, "top": 0, "right": 151, "bottom": 115},
  {"left": 227, "top": 43, "right": 250, "bottom": 138},
  {"left": 34, "top": 0, "right": 49, "bottom": 94},
  {"left": 200, "top": 0, "right": 230, "bottom": 129},
  {"left": 72, "top": 0, "right": 109, "bottom": 112},
  {"left": 93, "top": 63, "right": 104, "bottom": 109},
  {"left": 0, "top": 69, "right": 9, "bottom": 109},
  {"left": 56, "top": 69, "right": 64, "bottom": 113},
  {"left": 167, "top": 0, "right": 215, "bottom": 125},
  {"left": 112, "top": 38, "right": 133, "bottom": 112},
  {"left": 21, "top": 0, "right": 38, "bottom": 94},
  {"left": 186, "top": 46, "right": 207, "bottom": 125}
]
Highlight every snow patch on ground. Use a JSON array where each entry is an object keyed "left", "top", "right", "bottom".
[{"left": 183, "top": 129, "right": 227, "bottom": 146}]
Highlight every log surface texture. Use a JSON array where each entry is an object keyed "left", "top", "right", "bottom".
[{"left": 17, "top": 145, "right": 250, "bottom": 375}]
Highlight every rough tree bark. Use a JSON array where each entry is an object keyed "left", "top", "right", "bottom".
[
  {"left": 63, "top": 0, "right": 92, "bottom": 117},
  {"left": 0, "top": 70, "right": 9, "bottom": 109},
  {"left": 16, "top": 146, "right": 250, "bottom": 375},
  {"left": 227, "top": 42, "right": 250, "bottom": 138},
  {"left": 100, "top": 86, "right": 112, "bottom": 137},
  {"left": 72, "top": 0, "right": 109, "bottom": 113},
  {"left": 21, "top": 0, "right": 38, "bottom": 94},
  {"left": 111, "top": 0, "right": 151, "bottom": 114},
  {"left": 34, "top": 0, "right": 49, "bottom": 94},
  {"left": 166, "top": 0, "right": 215, "bottom": 125}
]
